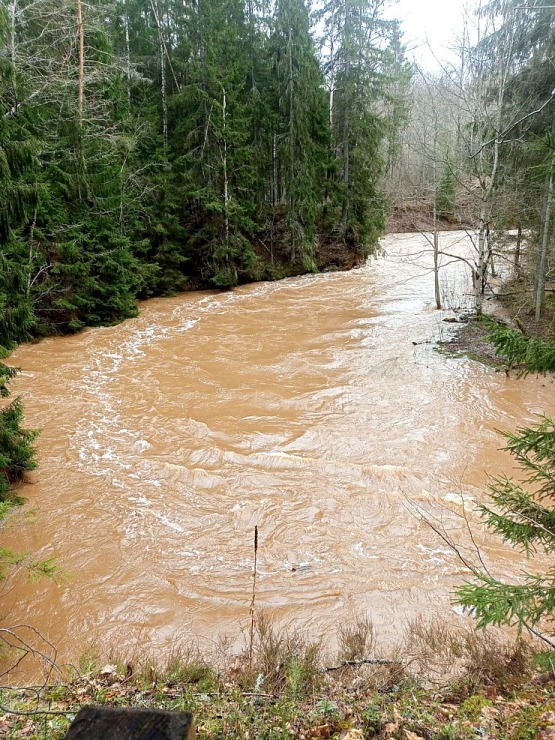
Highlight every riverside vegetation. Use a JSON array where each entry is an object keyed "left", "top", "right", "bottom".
[{"left": 2, "top": 613, "right": 555, "bottom": 739}]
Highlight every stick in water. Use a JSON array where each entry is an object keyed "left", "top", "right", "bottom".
[{"left": 249, "top": 525, "right": 259, "bottom": 666}]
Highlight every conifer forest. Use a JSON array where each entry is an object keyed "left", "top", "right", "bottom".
[{"left": 0, "top": 0, "right": 411, "bottom": 350}]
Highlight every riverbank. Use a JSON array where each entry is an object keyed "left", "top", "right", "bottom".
[
  {"left": 385, "top": 205, "right": 467, "bottom": 234},
  {"left": 438, "top": 316, "right": 506, "bottom": 368},
  {"left": 440, "top": 313, "right": 555, "bottom": 370},
  {"left": 1, "top": 618, "right": 554, "bottom": 739},
  {"left": 438, "top": 272, "right": 555, "bottom": 370}
]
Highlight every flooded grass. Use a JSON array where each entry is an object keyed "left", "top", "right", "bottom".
[{"left": 437, "top": 317, "right": 508, "bottom": 369}]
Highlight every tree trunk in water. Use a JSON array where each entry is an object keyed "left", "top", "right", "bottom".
[
  {"left": 475, "top": 215, "right": 488, "bottom": 315},
  {"left": 433, "top": 230, "right": 441, "bottom": 310},
  {"left": 222, "top": 87, "right": 229, "bottom": 249},
  {"left": 514, "top": 223, "right": 522, "bottom": 272},
  {"left": 534, "top": 167, "right": 554, "bottom": 323},
  {"left": 487, "top": 225, "right": 495, "bottom": 278},
  {"left": 433, "top": 200, "right": 441, "bottom": 310}
]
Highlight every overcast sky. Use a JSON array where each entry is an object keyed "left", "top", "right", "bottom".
[{"left": 387, "top": 0, "right": 479, "bottom": 70}]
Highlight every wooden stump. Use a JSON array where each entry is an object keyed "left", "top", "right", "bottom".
[{"left": 65, "top": 705, "right": 195, "bottom": 739}]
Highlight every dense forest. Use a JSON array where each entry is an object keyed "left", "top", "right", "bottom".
[{"left": 0, "top": 0, "right": 411, "bottom": 352}]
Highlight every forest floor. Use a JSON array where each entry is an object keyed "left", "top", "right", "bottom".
[
  {"left": 1, "top": 630, "right": 555, "bottom": 739},
  {"left": 385, "top": 205, "right": 464, "bottom": 234},
  {"left": 437, "top": 315, "right": 506, "bottom": 369}
]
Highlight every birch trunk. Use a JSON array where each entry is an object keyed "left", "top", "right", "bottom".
[
  {"left": 77, "top": 0, "right": 84, "bottom": 126},
  {"left": 534, "top": 166, "right": 554, "bottom": 322},
  {"left": 10, "top": 0, "right": 17, "bottom": 112},
  {"left": 123, "top": 0, "right": 132, "bottom": 105},
  {"left": 222, "top": 87, "right": 229, "bottom": 248}
]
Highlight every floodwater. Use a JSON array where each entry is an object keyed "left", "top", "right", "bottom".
[{"left": 2, "top": 231, "right": 554, "bottom": 672}]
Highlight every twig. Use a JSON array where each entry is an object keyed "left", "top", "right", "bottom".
[
  {"left": 0, "top": 704, "right": 73, "bottom": 717},
  {"left": 521, "top": 621, "right": 555, "bottom": 649},
  {"left": 324, "top": 658, "right": 395, "bottom": 672}
]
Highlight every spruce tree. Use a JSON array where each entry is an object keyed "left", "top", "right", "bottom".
[
  {"left": 168, "top": 0, "right": 259, "bottom": 287},
  {"left": 320, "top": 0, "right": 398, "bottom": 254},
  {"left": 487, "top": 322, "right": 555, "bottom": 375},
  {"left": 458, "top": 418, "right": 555, "bottom": 639},
  {"left": 0, "top": 364, "right": 38, "bottom": 500},
  {"left": 0, "top": 3, "right": 41, "bottom": 349},
  {"left": 267, "top": 0, "right": 329, "bottom": 268}
]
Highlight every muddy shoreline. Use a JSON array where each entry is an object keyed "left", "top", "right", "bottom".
[{"left": 438, "top": 317, "right": 506, "bottom": 368}]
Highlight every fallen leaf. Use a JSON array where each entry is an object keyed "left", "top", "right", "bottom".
[
  {"left": 485, "top": 685, "right": 498, "bottom": 700},
  {"left": 542, "top": 712, "right": 555, "bottom": 724},
  {"left": 340, "top": 731, "right": 363, "bottom": 740},
  {"left": 17, "top": 720, "right": 37, "bottom": 738},
  {"left": 536, "top": 730, "right": 555, "bottom": 740},
  {"left": 310, "top": 724, "right": 330, "bottom": 738},
  {"left": 99, "top": 664, "right": 118, "bottom": 676},
  {"left": 404, "top": 731, "right": 425, "bottom": 740}
]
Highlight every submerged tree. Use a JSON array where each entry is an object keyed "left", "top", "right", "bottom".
[{"left": 458, "top": 417, "right": 555, "bottom": 642}]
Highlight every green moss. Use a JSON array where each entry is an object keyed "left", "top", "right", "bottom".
[{"left": 459, "top": 694, "right": 492, "bottom": 720}]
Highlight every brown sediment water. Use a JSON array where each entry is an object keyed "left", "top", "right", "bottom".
[{"left": 2, "top": 231, "right": 554, "bottom": 669}]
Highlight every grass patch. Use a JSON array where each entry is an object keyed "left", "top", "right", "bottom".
[{"left": 1, "top": 616, "right": 555, "bottom": 738}]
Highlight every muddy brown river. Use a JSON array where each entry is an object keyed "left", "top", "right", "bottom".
[{"left": 3, "top": 232, "right": 554, "bottom": 671}]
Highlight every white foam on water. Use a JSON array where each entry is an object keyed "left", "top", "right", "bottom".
[{"left": 150, "top": 511, "right": 186, "bottom": 534}]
